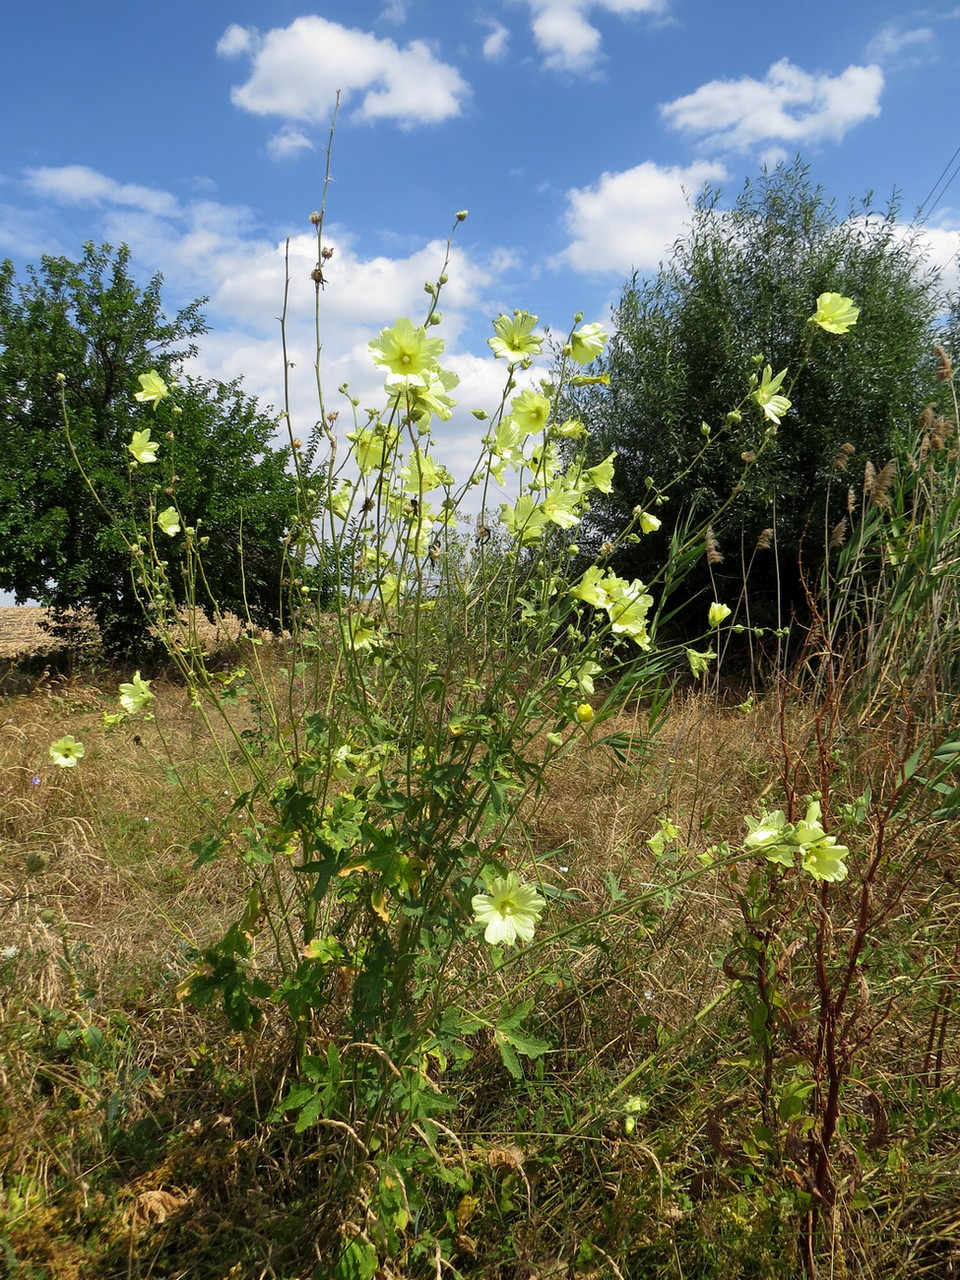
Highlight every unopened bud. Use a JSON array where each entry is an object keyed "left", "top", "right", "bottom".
[{"left": 455, "top": 210, "right": 468, "bottom": 222}]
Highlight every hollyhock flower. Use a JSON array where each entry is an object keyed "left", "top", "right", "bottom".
[
  {"left": 810, "top": 293, "right": 859, "bottom": 334},
  {"left": 134, "top": 370, "right": 169, "bottom": 410},
  {"left": 472, "top": 872, "right": 545, "bottom": 946},
  {"left": 49, "top": 735, "right": 84, "bottom": 768},
  {"left": 488, "top": 310, "right": 542, "bottom": 364}
]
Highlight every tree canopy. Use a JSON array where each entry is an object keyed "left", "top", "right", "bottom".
[
  {"left": 571, "top": 162, "right": 945, "bottom": 625},
  {"left": 0, "top": 243, "right": 299, "bottom": 655}
]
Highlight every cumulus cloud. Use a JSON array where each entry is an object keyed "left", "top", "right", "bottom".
[
  {"left": 557, "top": 159, "right": 727, "bottom": 275},
  {"left": 266, "top": 126, "right": 315, "bottom": 161},
  {"left": 379, "top": 0, "right": 408, "bottom": 23},
  {"left": 215, "top": 23, "right": 258, "bottom": 58},
  {"left": 481, "top": 18, "right": 510, "bottom": 61},
  {"left": 524, "top": 0, "right": 668, "bottom": 73},
  {"left": 8, "top": 164, "right": 510, "bottom": 468},
  {"left": 23, "top": 165, "right": 179, "bottom": 217},
  {"left": 904, "top": 222, "right": 960, "bottom": 294},
  {"left": 217, "top": 16, "right": 469, "bottom": 127},
  {"left": 660, "top": 58, "right": 883, "bottom": 152},
  {"left": 866, "top": 22, "right": 934, "bottom": 64}
]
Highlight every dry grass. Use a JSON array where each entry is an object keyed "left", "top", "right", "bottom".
[
  {"left": 1, "top": 663, "right": 958, "bottom": 1279},
  {"left": 0, "top": 605, "right": 252, "bottom": 661}
]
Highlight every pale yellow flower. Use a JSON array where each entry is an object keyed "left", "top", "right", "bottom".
[
  {"left": 801, "top": 840, "right": 849, "bottom": 882},
  {"left": 686, "top": 648, "right": 715, "bottom": 679},
  {"left": 133, "top": 370, "right": 169, "bottom": 410},
  {"left": 119, "top": 671, "right": 154, "bottom": 715},
  {"left": 369, "top": 317, "right": 443, "bottom": 380},
  {"left": 583, "top": 452, "right": 616, "bottom": 494},
  {"left": 488, "top": 310, "right": 542, "bottom": 364},
  {"left": 810, "top": 292, "right": 860, "bottom": 334},
  {"left": 472, "top": 872, "right": 545, "bottom": 946},
  {"left": 127, "top": 429, "right": 158, "bottom": 464},
  {"left": 568, "top": 321, "right": 608, "bottom": 366},
  {"left": 157, "top": 506, "right": 180, "bottom": 536},
  {"left": 508, "top": 389, "right": 551, "bottom": 435},
  {"left": 49, "top": 735, "right": 84, "bottom": 768},
  {"left": 751, "top": 365, "right": 791, "bottom": 424}
]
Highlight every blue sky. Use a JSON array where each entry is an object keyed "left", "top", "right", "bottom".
[{"left": 2, "top": 1, "right": 959, "bottom": 493}]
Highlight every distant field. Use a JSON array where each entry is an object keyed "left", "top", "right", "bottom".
[
  {"left": 0, "top": 606, "right": 75, "bottom": 658},
  {"left": 0, "top": 605, "right": 248, "bottom": 659}
]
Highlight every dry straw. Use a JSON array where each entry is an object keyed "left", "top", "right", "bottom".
[
  {"left": 870, "top": 460, "right": 897, "bottom": 508},
  {"left": 832, "top": 442, "right": 855, "bottom": 471},
  {"left": 829, "top": 518, "right": 848, "bottom": 551},
  {"left": 705, "top": 526, "right": 724, "bottom": 565}
]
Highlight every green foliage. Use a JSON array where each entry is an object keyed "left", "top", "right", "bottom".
[
  {"left": 573, "top": 161, "right": 944, "bottom": 626},
  {"left": 812, "top": 364, "right": 960, "bottom": 718},
  {"left": 0, "top": 243, "right": 298, "bottom": 654}
]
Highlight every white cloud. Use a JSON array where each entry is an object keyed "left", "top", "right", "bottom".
[
  {"left": 481, "top": 19, "right": 510, "bottom": 61},
  {"left": 0, "top": 202, "right": 67, "bottom": 259},
  {"left": 758, "top": 146, "right": 789, "bottom": 170},
  {"left": 266, "top": 126, "right": 315, "bottom": 161},
  {"left": 905, "top": 222, "right": 960, "bottom": 294},
  {"left": 866, "top": 22, "right": 934, "bottom": 63},
  {"left": 557, "top": 159, "right": 727, "bottom": 274},
  {"left": 9, "top": 164, "right": 508, "bottom": 467},
  {"left": 379, "top": 0, "right": 407, "bottom": 23},
  {"left": 23, "top": 165, "right": 179, "bottom": 217},
  {"left": 215, "top": 23, "right": 259, "bottom": 58},
  {"left": 524, "top": 0, "right": 667, "bottom": 73},
  {"left": 217, "top": 16, "right": 470, "bottom": 127},
  {"left": 660, "top": 58, "right": 883, "bottom": 152}
]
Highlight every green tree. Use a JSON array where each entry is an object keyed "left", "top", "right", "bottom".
[
  {"left": 0, "top": 243, "right": 299, "bottom": 655},
  {"left": 572, "top": 162, "right": 944, "bottom": 627}
]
